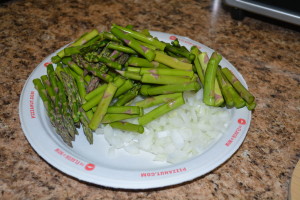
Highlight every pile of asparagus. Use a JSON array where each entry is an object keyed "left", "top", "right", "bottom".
[{"left": 33, "top": 24, "right": 256, "bottom": 147}]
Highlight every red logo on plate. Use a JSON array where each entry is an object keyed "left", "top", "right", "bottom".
[
  {"left": 85, "top": 163, "right": 95, "bottom": 171},
  {"left": 44, "top": 62, "right": 52, "bottom": 67},
  {"left": 169, "top": 36, "right": 177, "bottom": 40},
  {"left": 238, "top": 118, "right": 246, "bottom": 125}
]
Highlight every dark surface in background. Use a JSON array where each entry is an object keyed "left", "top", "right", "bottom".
[{"left": 246, "top": 0, "right": 300, "bottom": 14}]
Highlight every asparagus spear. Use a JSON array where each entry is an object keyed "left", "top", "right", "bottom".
[
  {"left": 33, "top": 78, "right": 74, "bottom": 147},
  {"left": 143, "top": 82, "right": 201, "bottom": 96},
  {"left": 203, "top": 52, "right": 222, "bottom": 106},
  {"left": 110, "top": 27, "right": 155, "bottom": 61},
  {"left": 138, "top": 95, "right": 185, "bottom": 125},
  {"left": 190, "top": 46, "right": 205, "bottom": 85},
  {"left": 61, "top": 57, "right": 84, "bottom": 76},
  {"left": 165, "top": 43, "right": 195, "bottom": 61},
  {"left": 127, "top": 56, "right": 155, "bottom": 68},
  {"left": 126, "top": 67, "right": 141, "bottom": 73},
  {"left": 72, "top": 54, "right": 114, "bottom": 82},
  {"left": 135, "top": 93, "right": 182, "bottom": 108},
  {"left": 141, "top": 73, "right": 193, "bottom": 85},
  {"left": 112, "top": 24, "right": 166, "bottom": 50},
  {"left": 114, "top": 84, "right": 141, "bottom": 106},
  {"left": 154, "top": 51, "right": 193, "bottom": 70},
  {"left": 107, "top": 106, "right": 142, "bottom": 115},
  {"left": 107, "top": 42, "right": 137, "bottom": 54},
  {"left": 216, "top": 67, "right": 234, "bottom": 108},
  {"left": 88, "top": 55, "right": 123, "bottom": 70},
  {"left": 109, "top": 121, "right": 144, "bottom": 134},
  {"left": 89, "top": 82, "right": 118, "bottom": 130},
  {"left": 85, "top": 83, "right": 108, "bottom": 101},
  {"left": 103, "top": 31, "right": 121, "bottom": 42},
  {"left": 55, "top": 29, "right": 99, "bottom": 59},
  {"left": 221, "top": 67, "right": 255, "bottom": 104},
  {"left": 86, "top": 76, "right": 100, "bottom": 93},
  {"left": 114, "top": 79, "right": 134, "bottom": 97},
  {"left": 116, "top": 70, "right": 142, "bottom": 81},
  {"left": 218, "top": 69, "right": 246, "bottom": 109},
  {"left": 82, "top": 84, "right": 108, "bottom": 111},
  {"left": 139, "top": 68, "right": 194, "bottom": 78},
  {"left": 102, "top": 113, "right": 140, "bottom": 123}
]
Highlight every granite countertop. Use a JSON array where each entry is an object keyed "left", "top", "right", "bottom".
[{"left": 1, "top": 0, "right": 299, "bottom": 199}]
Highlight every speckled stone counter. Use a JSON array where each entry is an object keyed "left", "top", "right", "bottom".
[{"left": 1, "top": 0, "right": 299, "bottom": 199}]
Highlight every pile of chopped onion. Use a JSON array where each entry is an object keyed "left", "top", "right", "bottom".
[{"left": 95, "top": 90, "right": 232, "bottom": 164}]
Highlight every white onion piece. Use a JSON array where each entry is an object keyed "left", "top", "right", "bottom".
[{"left": 97, "top": 90, "right": 233, "bottom": 164}]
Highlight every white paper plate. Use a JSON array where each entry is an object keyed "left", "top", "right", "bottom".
[{"left": 19, "top": 31, "right": 251, "bottom": 189}]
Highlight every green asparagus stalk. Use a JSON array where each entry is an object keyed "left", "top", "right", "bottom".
[
  {"left": 33, "top": 78, "right": 53, "bottom": 112},
  {"left": 109, "top": 50, "right": 123, "bottom": 61},
  {"left": 61, "top": 57, "right": 84, "bottom": 76},
  {"left": 92, "top": 56, "right": 123, "bottom": 70},
  {"left": 110, "top": 27, "right": 155, "bottom": 61},
  {"left": 219, "top": 70, "right": 246, "bottom": 108},
  {"left": 33, "top": 78, "right": 74, "bottom": 146},
  {"left": 228, "top": 86, "right": 246, "bottom": 108},
  {"left": 114, "top": 79, "right": 134, "bottom": 97},
  {"left": 198, "top": 52, "right": 209, "bottom": 71},
  {"left": 126, "top": 67, "right": 141, "bottom": 73},
  {"left": 139, "top": 85, "right": 152, "bottom": 96},
  {"left": 221, "top": 67, "right": 255, "bottom": 104},
  {"left": 109, "top": 121, "right": 144, "bottom": 133},
  {"left": 72, "top": 29, "right": 99, "bottom": 47},
  {"left": 139, "top": 68, "right": 194, "bottom": 78},
  {"left": 85, "top": 83, "right": 108, "bottom": 101},
  {"left": 190, "top": 46, "right": 205, "bottom": 85},
  {"left": 64, "top": 35, "right": 106, "bottom": 56},
  {"left": 107, "top": 42, "right": 137, "bottom": 54},
  {"left": 246, "top": 100, "right": 256, "bottom": 110},
  {"left": 112, "top": 24, "right": 166, "bottom": 50},
  {"left": 203, "top": 52, "right": 222, "bottom": 106},
  {"left": 85, "top": 76, "right": 100, "bottom": 93},
  {"left": 114, "top": 84, "right": 141, "bottom": 106},
  {"left": 79, "top": 108, "right": 93, "bottom": 144},
  {"left": 56, "top": 29, "right": 99, "bottom": 59},
  {"left": 151, "top": 61, "right": 170, "bottom": 68},
  {"left": 103, "top": 31, "right": 121, "bottom": 42},
  {"left": 135, "top": 93, "right": 182, "bottom": 108},
  {"left": 154, "top": 51, "right": 193, "bottom": 70},
  {"left": 89, "top": 82, "right": 118, "bottom": 130},
  {"left": 143, "top": 82, "right": 201, "bottom": 96},
  {"left": 141, "top": 73, "right": 193, "bottom": 85},
  {"left": 127, "top": 56, "right": 156, "bottom": 68},
  {"left": 51, "top": 55, "right": 61, "bottom": 63},
  {"left": 102, "top": 114, "right": 140, "bottom": 123},
  {"left": 107, "top": 106, "right": 142, "bottom": 115},
  {"left": 165, "top": 43, "right": 195, "bottom": 61},
  {"left": 59, "top": 71, "right": 81, "bottom": 123},
  {"left": 82, "top": 84, "right": 108, "bottom": 111},
  {"left": 216, "top": 67, "right": 234, "bottom": 108},
  {"left": 116, "top": 70, "right": 142, "bottom": 81},
  {"left": 40, "top": 75, "right": 56, "bottom": 102},
  {"left": 138, "top": 95, "right": 185, "bottom": 125},
  {"left": 72, "top": 54, "right": 114, "bottom": 82},
  {"left": 86, "top": 110, "right": 94, "bottom": 120}
]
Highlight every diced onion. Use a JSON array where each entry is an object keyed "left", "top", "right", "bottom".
[{"left": 96, "top": 90, "right": 232, "bottom": 164}]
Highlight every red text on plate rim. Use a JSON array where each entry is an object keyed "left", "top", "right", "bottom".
[
  {"left": 29, "top": 91, "right": 36, "bottom": 119},
  {"left": 225, "top": 118, "right": 247, "bottom": 147},
  {"left": 54, "top": 148, "right": 96, "bottom": 171}
]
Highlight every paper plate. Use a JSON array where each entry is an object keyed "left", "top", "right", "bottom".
[{"left": 19, "top": 31, "right": 251, "bottom": 189}]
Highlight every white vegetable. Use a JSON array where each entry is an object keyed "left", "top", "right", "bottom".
[{"left": 97, "top": 90, "right": 232, "bottom": 164}]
